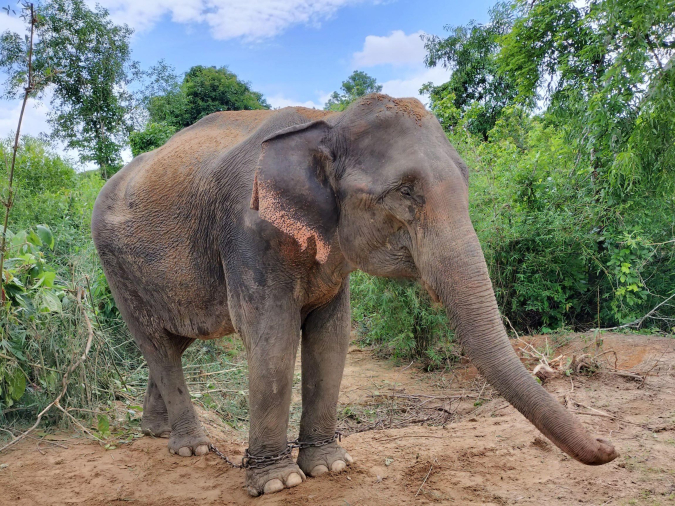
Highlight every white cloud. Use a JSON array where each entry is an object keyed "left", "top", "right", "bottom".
[
  {"left": 266, "top": 93, "right": 324, "bottom": 110},
  {"left": 0, "top": 11, "right": 27, "bottom": 35},
  {"left": 353, "top": 30, "right": 427, "bottom": 68},
  {"left": 349, "top": 30, "right": 450, "bottom": 104},
  {"left": 380, "top": 66, "right": 449, "bottom": 104},
  {"left": 93, "top": 0, "right": 374, "bottom": 41},
  {"left": 0, "top": 98, "right": 52, "bottom": 140}
]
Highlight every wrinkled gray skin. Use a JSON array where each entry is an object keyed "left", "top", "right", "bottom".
[{"left": 92, "top": 94, "right": 618, "bottom": 497}]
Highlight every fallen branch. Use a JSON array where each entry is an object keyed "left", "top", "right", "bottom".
[
  {"left": 603, "top": 370, "right": 645, "bottom": 382},
  {"left": 567, "top": 399, "right": 645, "bottom": 428},
  {"left": 374, "top": 435, "right": 445, "bottom": 442},
  {"left": 0, "top": 287, "right": 97, "bottom": 454},
  {"left": 369, "top": 392, "right": 483, "bottom": 401},
  {"left": 415, "top": 460, "right": 436, "bottom": 497},
  {"left": 592, "top": 292, "right": 675, "bottom": 332}
]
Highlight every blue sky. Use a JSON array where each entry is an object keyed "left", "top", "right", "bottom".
[{"left": 0, "top": 0, "right": 496, "bottom": 162}]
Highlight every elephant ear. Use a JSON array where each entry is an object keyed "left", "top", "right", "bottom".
[{"left": 250, "top": 120, "right": 337, "bottom": 264}]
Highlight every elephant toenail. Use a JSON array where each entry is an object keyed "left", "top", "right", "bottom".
[
  {"left": 178, "top": 446, "right": 193, "bottom": 457},
  {"left": 263, "top": 479, "right": 284, "bottom": 494},
  {"left": 344, "top": 452, "right": 354, "bottom": 464},
  {"left": 311, "top": 465, "right": 329, "bottom": 476},
  {"left": 331, "top": 460, "right": 346, "bottom": 472},
  {"left": 247, "top": 486, "right": 260, "bottom": 497},
  {"left": 194, "top": 444, "right": 209, "bottom": 456},
  {"left": 286, "top": 473, "right": 303, "bottom": 488},
  {"left": 169, "top": 448, "right": 176, "bottom": 455}
]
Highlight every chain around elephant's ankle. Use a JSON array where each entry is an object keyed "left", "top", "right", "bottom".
[
  {"left": 291, "top": 431, "right": 342, "bottom": 450},
  {"left": 241, "top": 445, "right": 293, "bottom": 469},
  {"left": 214, "top": 432, "right": 343, "bottom": 470}
]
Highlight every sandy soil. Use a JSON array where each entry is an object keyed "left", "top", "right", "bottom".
[{"left": 1, "top": 332, "right": 674, "bottom": 505}]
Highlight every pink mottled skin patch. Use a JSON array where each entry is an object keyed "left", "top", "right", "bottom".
[{"left": 256, "top": 179, "right": 331, "bottom": 264}]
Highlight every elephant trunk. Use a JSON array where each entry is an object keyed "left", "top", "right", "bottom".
[{"left": 417, "top": 221, "right": 618, "bottom": 465}]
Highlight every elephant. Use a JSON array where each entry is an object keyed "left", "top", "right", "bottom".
[{"left": 91, "top": 93, "right": 618, "bottom": 497}]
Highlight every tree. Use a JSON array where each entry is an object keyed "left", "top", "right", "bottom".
[
  {"left": 499, "top": 0, "right": 675, "bottom": 198},
  {"left": 131, "top": 59, "right": 183, "bottom": 130},
  {"left": 414, "top": 0, "right": 675, "bottom": 332},
  {"left": 324, "top": 70, "right": 383, "bottom": 111},
  {"left": 422, "top": 2, "right": 517, "bottom": 140},
  {"left": 146, "top": 65, "right": 270, "bottom": 130},
  {"left": 0, "top": 0, "right": 138, "bottom": 178},
  {"left": 0, "top": 1, "right": 36, "bottom": 305},
  {"left": 128, "top": 122, "right": 177, "bottom": 157},
  {"left": 129, "top": 64, "right": 270, "bottom": 156}
]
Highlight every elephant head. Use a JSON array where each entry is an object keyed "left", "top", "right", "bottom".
[{"left": 252, "top": 94, "right": 618, "bottom": 465}]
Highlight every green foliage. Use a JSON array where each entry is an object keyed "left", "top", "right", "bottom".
[
  {"left": 0, "top": 223, "right": 65, "bottom": 409},
  {"left": 128, "top": 122, "right": 176, "bottom": 157},
  {"left": 0, "top": 136, "right": 75, "bottom": 194},
  {"left": 176, "top": 65, "right": 269, "bottom": 127},
  {"left": 0, "top": 0, "right": 139, "bottom": 178},
  {"left": 421, "top": 0, "right": 675, "bottom": 334},
  {"left": 0, "top": 138, "right": 118, "bottom": 416},
  {"left": 130, "top": 63, "right": 270, "bottom": 155},
  {"left": 2, "top": 225, "right": 59, "bottom": 315},
  {"left": 350, "top": 272, "right": 456, "bottom": 368},
  {"left": 448, "top": 105, "right": 675, "bottom": 332},
  {"left": 324, "top": 70, "right": 383, "bottom": 112},
  {"left": 0, "top": 137, "right": 104, "bottom": 236},
  {"left": 422, "top": 2, "right": 517, "bottom": 139},
  {"left": 499, "top": 0, "right": 675, "bottom": 198},
  {"left": 146, "top": 64, "right": 269, "bottom": 129}
]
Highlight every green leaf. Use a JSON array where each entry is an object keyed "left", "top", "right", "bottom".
[
  {"left": 38, "top": 271, "right": 56, "bottom": 288},
  {"left": 41, "top": 291, "right": 62, "bottom": 313},
  {"left": 9, "top": 230, "right": 26, "bottom": 248},
  {"left": 97, "top": 414, "right": 110, "bottom": 436},
  {"left": 8, "top": 369, "right": 26, "bottom": 401},
  {"left": 36, "top": 225, "right": 54, "bottom": 250},
  {"left": 26, "top": 229, "right": 42, "bottom": 247}
]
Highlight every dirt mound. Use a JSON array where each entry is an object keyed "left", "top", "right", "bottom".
[{"left": 1, "top": 333, "right": 674, "bottom": 505}]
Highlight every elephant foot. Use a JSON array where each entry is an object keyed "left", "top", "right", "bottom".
[
  {"left": 141, "top": 414, "right": 171, "bottom": 438},
  {"left": 297, "top": 442, "right": 353, "bottom": 477},
  {"left": 246, "top": 458, "right": 306, "bottom": 497},
  {"left": 167, "top": 427, "right": 210, "bottom": 457}
]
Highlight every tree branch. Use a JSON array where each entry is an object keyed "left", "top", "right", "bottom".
[{"left": 0, "top": 3, "right": 34, "bottom": 304}]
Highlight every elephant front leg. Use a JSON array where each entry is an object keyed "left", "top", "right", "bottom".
[
  {"left": 243, "top": 305, "right": 306, "bottom": 497},
  {"left": 297, "top": 281, "right": 353, "bottom": 477}
]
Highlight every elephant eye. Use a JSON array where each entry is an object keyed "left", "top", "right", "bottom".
[{"left": 399, "top": 185, "right": 413, "bottom": 197}]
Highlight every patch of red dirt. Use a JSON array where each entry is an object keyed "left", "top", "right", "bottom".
[{"left": 1, "top": 333, "right": 674, "bottom": 505}]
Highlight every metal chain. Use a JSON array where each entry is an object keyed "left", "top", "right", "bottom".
[
  {"left": 208, "top": 443, "right": 244, "bottom": 469},
  {"left": 289, "top": 431, "right": 343, "bottom": 450},
  {"left": 209, "top": 431, "right": 343, "bottom": 470}
]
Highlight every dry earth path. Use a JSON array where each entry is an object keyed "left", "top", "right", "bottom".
[{"left": 1, "top": 333, "right": 674, "bottom": 505}]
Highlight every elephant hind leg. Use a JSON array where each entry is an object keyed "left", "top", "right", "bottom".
[
  {"left": 141, "top": 371, "right": 170, "bottom": 438},
  {"left": 129, "top": 321, "right": 210, "bottom": 456}
]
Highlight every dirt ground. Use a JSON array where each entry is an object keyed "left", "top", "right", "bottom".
[{"left": 1, "top": 332, "right": 674, "bottom": 505}]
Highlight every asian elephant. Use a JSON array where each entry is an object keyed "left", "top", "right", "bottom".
[{"left": 91, "top": 94, "right": 618, "bottom": 497}]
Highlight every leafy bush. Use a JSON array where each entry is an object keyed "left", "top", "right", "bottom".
[
  {"left": 0, "top": 139, "right": 123, "bottom": 420},
  {"left": 129, "top": 122, "right": 176, "bottom": 157},
  {"left": 451, "top": 107, "right": 675, "bottom": 332},
  {"left": 350, "top": 272, "right": 457, "bottom": 369},
  {"left": 0, "top": 225, "right": 60, "bottom": 408}
]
